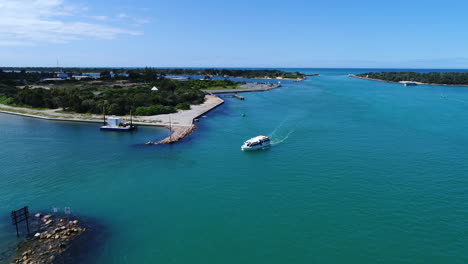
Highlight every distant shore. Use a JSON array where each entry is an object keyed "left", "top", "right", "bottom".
[{"left": 348, "top": 74, "right": 468, "bottom": 87}]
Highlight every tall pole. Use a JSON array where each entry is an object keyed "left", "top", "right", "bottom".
[
  {"left": 103, "top": 105, "right": 106, "bottom": 125},
  {"left": 25, "top": 217, "right": 30, "bottom": 235}
]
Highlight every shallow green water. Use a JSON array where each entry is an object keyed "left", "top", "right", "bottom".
[{"left": 1, "top": 69, "right": 467, "bottom": 263}]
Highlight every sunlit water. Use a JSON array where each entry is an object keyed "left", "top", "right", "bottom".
[{"left": 1, "top": 69, "right": 467, "bottom": 263}]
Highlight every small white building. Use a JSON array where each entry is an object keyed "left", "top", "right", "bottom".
[
  {"left": 151, "top": 86, "right": 159, "bottom": 91},
  {"left": 106, "top": 117, "right": 123, "bottom": 127}
]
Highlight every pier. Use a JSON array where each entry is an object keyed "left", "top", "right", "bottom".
[
  {"left": 233, "top": 94, "right": 244, "bottom": 100},
  {"left": 203, "top": 83, "right": 281, "bottom": 94}
]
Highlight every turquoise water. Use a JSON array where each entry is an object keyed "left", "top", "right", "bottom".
[{"left": 1, "top": 69, "right": 467, "bottom": 263}]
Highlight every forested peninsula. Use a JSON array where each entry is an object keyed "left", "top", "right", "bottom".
[
  {"left": 355, "top": 72, "right": 468, "bottom": 85},
  {"left": 0, "top": 68, "right": 239, "bottom": 116}
]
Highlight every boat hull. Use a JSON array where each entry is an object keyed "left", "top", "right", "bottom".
[
  {"left": 241, "top": 142, "right": 270, "bottom": 151},
  {"left": 100, "top": 126, "right": 137, "bottom": 131}
]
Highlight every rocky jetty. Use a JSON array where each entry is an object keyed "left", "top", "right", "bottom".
[
  {"left": 157, "top": 125, "right": 196, "bottom": 144},
  {"left": 145, "top": 124, "right": 196, "bottom": 145},
  {"left": 11, "top": 213, "right": 86, "bottom": 264}
]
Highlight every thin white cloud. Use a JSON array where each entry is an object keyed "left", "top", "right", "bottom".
[
  {"left": 133, "top": 18, "right": 150, "bottom": 25},
  {"left": 0, "top": 0, "right": 142, "bottom": 46},
  {"left": 87, "top": 15, "right": 108, "bottom": 21},
  {"left": 118, "top": 13, "right": 128, "bottom": 18}
]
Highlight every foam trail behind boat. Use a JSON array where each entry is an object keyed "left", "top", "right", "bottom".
[
  {"left": 271, "top": 128, "right": 295, "bottom": 146},
  {"left": 269, "top": 117, "right": 290, "bottom": 138}
]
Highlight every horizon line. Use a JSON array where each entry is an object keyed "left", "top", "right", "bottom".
[{"left": 1, "top": 66, "right": 468, "bottom": 70}]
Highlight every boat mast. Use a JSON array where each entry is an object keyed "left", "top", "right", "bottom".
[
  {"left": 130, "top": 110, "right": 133, "bottom": 127},
  {"left": 103, "top": 105, "right": 106, "bottom": 125}
]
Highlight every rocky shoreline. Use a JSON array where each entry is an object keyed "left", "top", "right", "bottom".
[{"left": 9, "top": 213, "right": 87, "bottom": 264}]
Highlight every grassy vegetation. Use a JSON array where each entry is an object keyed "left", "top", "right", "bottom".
[
  {"left": 0, "top": 96, "right": 48, "bottom": 110},
  {"left": 0, "top": 96, "right": 13, "bottom": 105},
  {"left": 201, "top": 83, "right": 243, "bottom": 90},
  {"left": 0, "top": 78, "right": 234, "bottom": 116}
]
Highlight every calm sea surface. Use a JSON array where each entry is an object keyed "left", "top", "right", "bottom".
[{"left": 0, "top": 69, "right": 467, "bottom": 263}]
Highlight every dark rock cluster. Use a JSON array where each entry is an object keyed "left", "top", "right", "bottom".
[{"left": 12, "top": 213, "right": 86, "bottom": 264}]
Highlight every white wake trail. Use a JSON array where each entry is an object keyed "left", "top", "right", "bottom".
[{"left": 271, "top": 128, "right": 295, "bottom": 146}]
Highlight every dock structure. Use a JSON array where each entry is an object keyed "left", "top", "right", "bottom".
[
  {"left": 203, "top": 83, "right": 281, "bottom": 94},
  {"left": 233, "top": 94, "right": 244, "bottom": 100}
]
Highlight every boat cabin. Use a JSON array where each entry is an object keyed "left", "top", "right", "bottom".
[
  {"left": 100, "top": 116, "right": 136, "bottom": 131},
  {"left": 244, "top": 136, "right": 270, "bottom": 147}
]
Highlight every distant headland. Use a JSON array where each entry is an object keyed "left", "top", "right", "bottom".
[{"left": 349, "top": 71, "right": 468, "bottom": 86}]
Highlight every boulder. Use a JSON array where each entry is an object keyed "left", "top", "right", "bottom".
[
  {"left": 34, "top": 213, "right": 42, "bottom": 218},
  {"left": 42, "top": 215, "right": 52, "bottom": 220}
]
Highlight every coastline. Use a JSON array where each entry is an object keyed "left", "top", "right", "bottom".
[
  {"left": 232, "top": 76, "right": 306, "bottom": 82},
  {"left": 0, "top": 95, "right": 224, "bottom": 144},
  {"left": 203, "top": 83, "right": 281, "bottom": 94},
  {"left": 348, "top": 74, "right": 468, "bottom": 87}
]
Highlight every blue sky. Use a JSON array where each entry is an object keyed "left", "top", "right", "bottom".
[{"left": 2, "top": 0, "right": 468, "bottom": 68}]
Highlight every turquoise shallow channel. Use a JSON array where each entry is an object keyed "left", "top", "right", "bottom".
[{"left": 1, "top": 68, "right": 467, "bottom": 263}]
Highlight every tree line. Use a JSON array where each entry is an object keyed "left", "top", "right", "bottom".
[
  {"left": 0, "top": 75, "right": 239, "bottom": 116},
  {"left": 0, "top": 67, "right": 304, "bottom": 80},
  {"left": 358, "top": 72, "right": 468, "bottom": 85}
]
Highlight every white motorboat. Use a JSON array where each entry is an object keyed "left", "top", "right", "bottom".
[{"left": 241, "top": 135, "right": 270, "bottom": 151}]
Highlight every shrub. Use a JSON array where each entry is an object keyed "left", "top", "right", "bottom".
[
  {"left": 0, "top": 96, "right": 14, "bottom": 105},
  {"left": 176, "top": 103, "right": 190, "bottom": 110},
  {"left": 134, "top": 105, "right": 176, "bottom": 116}
]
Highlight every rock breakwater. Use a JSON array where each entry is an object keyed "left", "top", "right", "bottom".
[{"left": 11, "top": 213, "right": 86, "bottom": 264}]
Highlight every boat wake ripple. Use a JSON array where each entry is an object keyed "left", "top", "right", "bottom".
[{"left": 271, "top": 128, "right": 295, "bottom": 146}]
